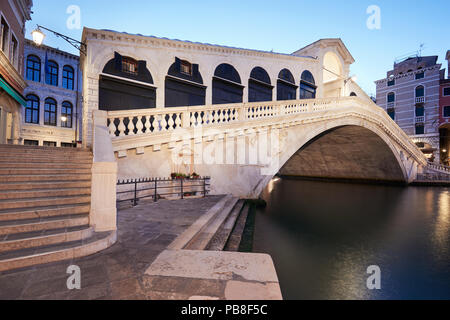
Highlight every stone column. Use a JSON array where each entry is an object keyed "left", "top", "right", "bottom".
[{"left": 90, "top": 110, "right": 118, "bottom": 232}]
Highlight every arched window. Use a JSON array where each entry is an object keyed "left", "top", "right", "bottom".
[
  {"left": 25, "top": 94, "right": 39, "bottom": 124},
  {"left": 63, "top": 65, "right": 75, "bottom": 90},
  {"left": 249, "top": 67, "right": 272, "bottom": 102},
  {"left": 387, "top": 92, "right": 395, "bottom": 103},
  {"left": 44, "top": 98, "right": 57, "bottom": 126},
  {"left": 165, "top": 57, "right": 205, "bottom": 107},
  {"left": 415, "top": 85, "right": 425, "bottom": 97},
  {"left": 300, "top": 70, "right": 316, "bottom": 99},
  {"left": 26, "top": 55, "right": 41, "bottom": 82},
  {"left": 61, "top": 101, "right": 73, "bottom": 128},
  {"left": 350, "top": 92, "right": 357, "bottom": 97},
  {"left": 45, "top": 60, "right": 59, "bottom": 86},
  {"left": 212, "top": 63, "right": 243, "bottom": 104},
  {"left": 277, "top": 69, "right": 297, "bottom": 101}
]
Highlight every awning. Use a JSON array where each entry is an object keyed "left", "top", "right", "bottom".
[{"left": 0, "top": 75, "right": 26, "bottom": 107}]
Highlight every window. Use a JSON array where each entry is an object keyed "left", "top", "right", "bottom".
[
  {"left": 25, "top": 95, "right": 40, "bottom": 124},
  {"left": 61, "top": 101, "right": 73, "bottom": 128},
  {"left": 416, "top": 106, "right": 424, "bottom": 117},
  {"left": 300, "top": 71, "right": 316, "bottom": 99},
  {"left": 43, "top": 141, "right": 57, "bottom": 147},
  {"left": 44, "top": 98, "right": 57, "bottom": 126},
  {"left": 46, "top": 61, "right": 59, "bottom": 86},
  {"left": 1, "top": 17, "right": 9, "bottom": 53},
  {"left": 10, "top": 34, "right": 17, "bottom": 66},
  {"left": 122, "top": 57, "right": 138, "bottom": 75},
  {"left": 443, "top": 88, "right": 450, "bottom": 96},
  {"left": 415, "top": 86, "right": 424, "bottom": 97},
  {"left": 61, "top": 142, "right": 75, "bottom": 148},
  {"left": 180, "top": 60, "right": 192, "bottom": 75},
  {"left": 387, "top": 108, "right": 395, "bottom": 120},
  {"left": 415, "top": 72, "right": 424, "bottom": 80},
  {"left": 350, "top": 92, "right": 357, "bottom": 97},
  {"left": 27, "top": 55, "right": 41, "bottom": 82},
  {"left": 444, "top": 106, "right": 450, "bottom": 118},
  {"left": 415, "top": 124, "right": 425, "bottom": 135},
  {"left": 387, "top": 92, "right": 395, "bottom": 103},
  {"left": 24, "top": 140, "right": 38, "bottom": 146},
  {"left": 62, "top": 65, "right": 74, "bottom": 90},
  {"left": 387, "top": 78, "right": 395, "bottom": 86}
]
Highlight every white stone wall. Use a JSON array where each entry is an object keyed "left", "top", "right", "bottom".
[
  {"left": 21, "top": 40, "right": 82, "bottom": 146},
  {"left": 81, "top": 29, "right": 355, "bottom": 146}
]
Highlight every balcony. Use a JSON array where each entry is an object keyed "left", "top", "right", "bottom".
[
  {"left": 415, "top": 116, "right": 425, "bottom": 124},
  {"left": 415, "top": 97, "right": 425, "bottom": 104},
  {"left": 387, "top": 101, "right": 396, "bottom": 108}
]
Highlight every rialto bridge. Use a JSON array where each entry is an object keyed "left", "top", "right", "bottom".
[{"left": 92, "top": 96, "right": 428, "bottom": 201}]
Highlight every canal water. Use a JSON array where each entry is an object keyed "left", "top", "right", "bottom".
[{"left": 252, "top": 178, "right": 450, "bottom": 300}]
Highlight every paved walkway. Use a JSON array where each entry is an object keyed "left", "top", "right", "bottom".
[{"left": 0, "top": 196, "right": 224, "bottom": 300}]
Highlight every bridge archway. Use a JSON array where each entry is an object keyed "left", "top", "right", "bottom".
[{"left": 278, "top": 123, "right": 408, "bottom": 183}]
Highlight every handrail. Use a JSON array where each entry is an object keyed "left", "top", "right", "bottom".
[{"left": 104, "top": 96, "right": 426, "bottom": 164}]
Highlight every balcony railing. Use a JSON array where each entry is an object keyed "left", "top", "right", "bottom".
[
  {"left": 415, "top": 116, "right": 425, "bottom": 124},
  {"left": 387, "top": 101, "right": 395, "bottom": 109},
  {"left": 415, "top": 97, "right": 425, "bottom": 104}
]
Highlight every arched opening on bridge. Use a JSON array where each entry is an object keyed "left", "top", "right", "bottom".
[
  {"left": 323, "top": 51, "right": 343, "bottom": 98},
  {"left": 212, "top": 63, "right": 244, "bottom": 105},
  {"left": 99, "top": 52, "right": 156, "bottom": 111},
  {"left": 350, "top": 92, "right": 357, "bottom": 96},
  {"left": 277, "top": 68, "right": 297, "bottom": 101},
  {"left": 165, "top": 58, "right": 206, "bottom": 107},
  {"left": 248, "top": 67, "right": 273, "bottom": 102},
  {"left": 300, "top": 71, "right": 316, "bottom": 99},
  {"left": 279, "top": 125, "right": 406, "bottom": 183}
]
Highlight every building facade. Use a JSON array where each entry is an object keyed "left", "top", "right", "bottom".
[
  {"left": 81, "top": 29, "right": 373, "bottom": 146},
  {"left": 22, "top": 39, "right": 82, "bottom": 147},
  {"left": 439, "top": 51, "right": 450, "bottom": 165},
  {"left": 0, "top": 0, "right": 32, "bottom": 144},
  {"left": 375, "top": 56, "right": 443, "bottom": 163}
]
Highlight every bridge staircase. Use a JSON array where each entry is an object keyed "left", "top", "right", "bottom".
[
  {"left": 169, "top": 195, "right": 251, "bottom": 252},
  {"left": 0, "top": 145, "right": 116, "bottom": 272},
  {"left": 414, "top": 164, "right": 450, "bottom": 185}
]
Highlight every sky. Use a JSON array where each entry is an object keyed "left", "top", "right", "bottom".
[{"left": 25, "top": 0, "right": 450, "bottom": 96}]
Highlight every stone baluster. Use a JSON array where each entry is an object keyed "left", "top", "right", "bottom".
[
  {"left": 136, "top": 115, "right": 144, "bottom": 135},
  {"left": 127, "top": 117, "right": 135, "bottom": 136},
  {"left": 118, "top": 118, "right": 126, "bottom": 137},
  {"left": 144, "top": 115, "right": 151, "bottom": 133},
  {"left": 108, "top": 118, "right": 116, "bottom": 137}
]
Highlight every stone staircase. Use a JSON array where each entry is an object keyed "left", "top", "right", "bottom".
[
  {"left": 0, "top": 145, "right": 116, "bottom": 272},
  {"left": 169, "top": 195, "right": 251, "bottom": 252}
]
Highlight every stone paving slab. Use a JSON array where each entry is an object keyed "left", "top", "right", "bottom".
[
  {"left": 144, "top": 250, "right": 282, "bottom": 300},
  {"left": 0, "top": 196, "right": 224, "bottom": 300}
]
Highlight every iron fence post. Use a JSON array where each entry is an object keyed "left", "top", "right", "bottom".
[
  {"left": 133, "top": 180, "right": 138, "bottom": 207},
  {"left": 203, "top": 178, "right": 206, "bottom": 197},
  {"left": 154, "top": 179, "right": 158, "bottom": 202},
  {"left": 181, "top": 178, "right": 184, "bottom": 199}
]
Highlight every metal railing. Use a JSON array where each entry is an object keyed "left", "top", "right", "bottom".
[
  {"left": 117, "top": 177, "right": 211, "bottom": 206},
  {"left": 415, "top": 97, "right": 425, "bottom": 104},
  {"left": 416, "top": 173, "right": 450, "bottom": 182}
]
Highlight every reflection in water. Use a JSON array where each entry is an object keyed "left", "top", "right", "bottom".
[{"left": 252, "top": 178, "right": 450, "bottom": 300}]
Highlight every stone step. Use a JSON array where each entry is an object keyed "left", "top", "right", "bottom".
[
  {"left": 0, "top": 145, "right": 92, "bottom": 154},
  {"left": 0, "top": 230, "right": 117, "bottom": 272},
  {"left": 0, "top": 180, "right": 91, "bottom": 191},
  {"left": 0, "top": 226, "right": 94, "bottom": 253},
  {"left": 183, "top": 196, "right": 240, "bottom": 250},
  {"left": 0, "top": 157, "right": 93, "bottom": 164},
  {"left": 0, "top": 203, "right": 90, "bottom": 222},
  {"left": 0, "top": 187, "right": 91, "bottom": 200},
  {"left": 0, "top": 195, "right": 91, "bottom": 210},
  {"left": 206, "top": 200, "right": 246, "bottom": 251},
  {"left": 0, "top": 162, "right": 92, "bottom": 169},
  {"left": 0, "top": 215, "right": 89, "bottom": 236},
  {"left": 0, "top": 168, "right": 92, "bottom": 175},
  {"left": 0, "top": 174, "right": 92, "bottom": 183},
  {"left": 224, "top": 204, "right": 251, "bottom": 252},
  {"left": 168, "top": 195, "right": 233, "bottom": 250}
]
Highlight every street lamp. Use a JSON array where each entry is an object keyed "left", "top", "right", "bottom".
[
  {"left": 31, "top": 27, "right": 45, "bottom": 46},
  {"left": 61, "top": 116, "right": 67, "bottom": 123},
  {"left": 31, "top": 25, "right": 86, "bottom": 55}
]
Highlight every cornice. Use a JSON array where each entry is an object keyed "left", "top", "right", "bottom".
[
  {"left": 375, "top": 65, "right": 441, "bottom": 84},
  {"left": 82, "top": 28, "right": 318, "bottom": 64}
]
